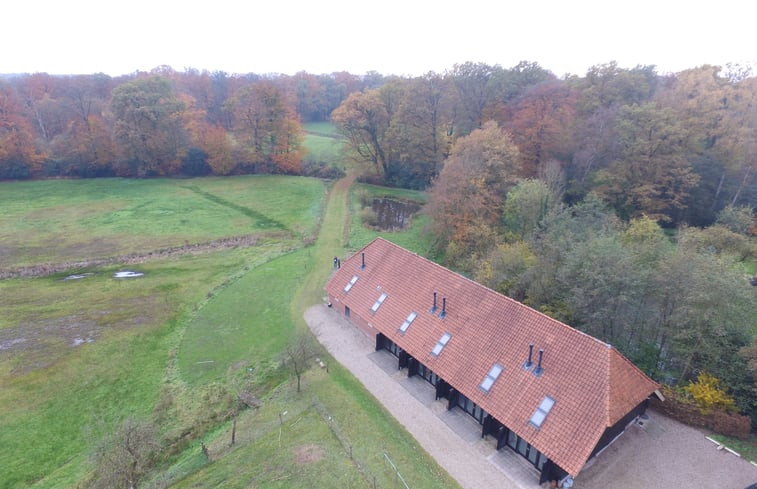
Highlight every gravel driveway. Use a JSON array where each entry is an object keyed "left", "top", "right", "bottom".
[{"left": 306, "top": 304, "right": 757, "bottom": 489}]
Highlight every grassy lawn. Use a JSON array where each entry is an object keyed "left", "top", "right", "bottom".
[
  {"left": 0, "top": 176, "right": 326, "bottom": 488},
  {"left": 0, "top": 174, "right": 458, "bottom": 489},
  {"left": 303, "top": 121, "right": 342, "bottom": 138},
  {"left": 0, "top": 248, "right": 264, "bottom": 489},
  {"left": 167, "top": 367, "right": 458, "bottom": 489},
  {"left": 0, "top": 176, "right": 325, "bottom": 268},
  {"left": 348, "top": 183, "right": 435, "bottom": 256},
  {"left": 710, "top": 434, "right": 757, "bottom": 463},
  {"left": 302, "top": 122, "right": 345, "bottom": 168},
  {"left": 178, "top": 247, "right": 315, "bottom": 386}
]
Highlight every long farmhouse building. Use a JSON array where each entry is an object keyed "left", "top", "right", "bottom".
[{"left": 325, "top": 238, "right": 661, "bottom": 483}]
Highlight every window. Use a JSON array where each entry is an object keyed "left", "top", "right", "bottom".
[
  {"left": 343, "top": 275, "right": 358, "bottom": 293},
  {"left": 480, "top": 363, "right": 504, "bottom": 392},
  {"left": 537, "top": 452, "right": 548, "bottom": 471},
  {"left": 529, "top": 396, "right": 555, "bottom": 428},
  {"left": 398, "top": 311, "right": 417, "bottom": 334},
  {"left": 431, "top": 332, "right": 451, "bottom": 356},
  {"left": 371, "top": 292, "right": 387, "bottom": 312}
]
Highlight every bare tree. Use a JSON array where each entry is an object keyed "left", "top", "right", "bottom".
[
  {"left": 281, "top": 332, "right": 319, "bottom": 393},
  {"left": 90, "top": 418, "right": 160, "bottom": 489}
]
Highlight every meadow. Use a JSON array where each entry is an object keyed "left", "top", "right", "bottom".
[{"left": 0, "top": 170, "right": 453, "bottom": 488}]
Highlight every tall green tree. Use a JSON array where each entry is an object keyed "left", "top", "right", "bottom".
[
  {"left": 385, "top": 73, "right": 454, "bottom": 188},
  {"left": 594, "top": 103, "right": 699, "bottom": 223},
  {"left": 110, "top": 76, "right": 187, "bottom": 176},
  {"left": 502, "top": 179, "right": 557, "bottom": 240}
]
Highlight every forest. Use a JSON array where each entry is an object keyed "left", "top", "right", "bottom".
[{"left": 1, "top": 61, "right": 755, "bottom": 425}]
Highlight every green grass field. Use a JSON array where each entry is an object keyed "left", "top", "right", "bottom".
[
  {"left": 0, "top": 176, "right": 325, "bottom": 269},
  {"left": 0, "top": 174, "right": 454, "bottom": 489},
  {"left": 302, "top": 121, "right": 344, "bottom": 165}
]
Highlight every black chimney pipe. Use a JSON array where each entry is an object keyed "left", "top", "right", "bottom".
[
  {"left": 431, "top": 292, "right": 437, "bottom": 313},
  {"left": 361, "top": 252, "right": 365, "bottom": 269},
  {"left": 534, "top": 349, "right": 544, "bottom": 377},
  {"left": 523, "top": 344, "right": 534, "bottom": 370},
  {"left": 440, "top": 297, "right": 447, "bottom": 318}
]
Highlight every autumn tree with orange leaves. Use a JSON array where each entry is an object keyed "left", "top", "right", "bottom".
[
  {"left": 226, "top": 81, "right": 303, "bottom": 174},
  {"left": 426, "top": 121, "right": 522, "bottom": 266},
  {"left": 0, "top": 82, "right": 44, "bottom": 178}
]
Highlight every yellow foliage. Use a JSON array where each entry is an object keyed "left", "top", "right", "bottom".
[{"left": 684, "top": 371, "right": 736, "bottom": 414}]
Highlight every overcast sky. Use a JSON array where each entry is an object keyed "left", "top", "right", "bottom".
[{"left": 4, "top": 0, "right": 754, "bottom": 78}]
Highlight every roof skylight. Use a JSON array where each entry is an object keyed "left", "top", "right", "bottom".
[
  {"left": 398, "top": 311, "right": 418, "bottom": 334},
  {"left": 480, "top": 363, "right": 504, "bottom": 392},
  {"left": 343, "top": 275, "right": 358, "bottom": 293},
  {"left": 529, "top": 396, "right": 555, "bottom": 428},
  {"left": 371, "top": 292, "right": 387, "bottom": 313},
  {"left": 431, "top": 332, "right": 451, "bottom": 356}
]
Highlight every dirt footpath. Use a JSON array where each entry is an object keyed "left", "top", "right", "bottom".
[{"left": 306, "top": 304, "right": 757, "bottom": 489}]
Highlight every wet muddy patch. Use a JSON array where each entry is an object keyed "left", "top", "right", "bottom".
[
  {"left": 0, "top": 316, "right": 100, "bottom": 374},
  {"left": 363, "top": 198, "right": 421, "bottom": 231}
]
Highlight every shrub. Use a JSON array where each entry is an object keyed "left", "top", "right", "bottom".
[
  {"left": 710, "top": 410, "right": 752, "bottom": 439},
  {"left": 651, "top": 383, "right": 751, "bottom": 439},
  {"left": 360, "top": 207, "right": 379, "bottom": 228},
  {"left": 684, "top": 371, "right": 737, "bottom": 414}
]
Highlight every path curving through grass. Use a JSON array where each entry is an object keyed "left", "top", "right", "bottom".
[{"left": 290, "top": 170, "right": 356, "bottom": 326}]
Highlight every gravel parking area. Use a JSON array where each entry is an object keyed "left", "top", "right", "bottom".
[
  {"left": 306, "top": 304, "right": 757, "bottom": 489},
  {"left": 578, "top": 408, "right": 757, "bottom": 489}
]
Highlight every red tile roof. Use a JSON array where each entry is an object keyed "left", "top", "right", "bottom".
[{"left": 325, "top": 238, "right": 659, "bottom": 476}]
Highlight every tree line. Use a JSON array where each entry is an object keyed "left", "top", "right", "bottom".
[
  {"left": 424, "top": 121, "right": 756, "bottom": 425},
  {"left": 0, "top": 67, "right": 372, "bottom": 180},
  {"left": 2, "top": 61, "right": 754, "bottom": 226},
  {"left": 335, "top": 61, "right": 755, "bottom": 227},
  {"left": 333, "top": 61, "right": 755, "bottom": 425}
]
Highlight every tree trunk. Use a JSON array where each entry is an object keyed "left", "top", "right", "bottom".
[
  {"left": 709, "top": 171, "right": 726, "bottom": 212},
  {"left": 730, "top": 164, "right": 753, "bottom": 206}
]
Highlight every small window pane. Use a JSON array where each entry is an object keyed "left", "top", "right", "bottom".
[
  {"left": 480, "top": 377, "right": 494, "bottom": 391},
  {"left": 517, "top": 438, "right": 528, "bottom": 456},
  {"left": 530, "top": 410, "right": 546, "bottom": 427},
  {"left": 539, "top": 397, "right": 555, "bottom": 412},
  {"left": 344, "top": 275, "right": 358, "bottom": 293},
  {"left": 399, "top": 311, "right": 417, "bottom": 333},
  {"left": 489, "top": 364, "right": 503, "bottom": 378},
  {"left": 431, "top": 333, "right": 451, "bottom": 356},
  {"left": 537, "top": 452, "right": 548, "bottom": 470},
  {"left": 508, "top": 430, "right": 517, "bottom": 449},
  {"left": 371, "top": 292, "right": 387, "bottom": 312},
  {"left": 528, "top": 446, "right": 538, "bottom": 464}
]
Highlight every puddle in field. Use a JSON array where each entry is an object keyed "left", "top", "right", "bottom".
[
  {"left": 371, "top": 198, "right": 421, "bottom": 231},
  {"left": 63, "top": 273, "right": 94, "bottom": 281},
  {"left": 72, "top": 337, "right": 95, "bottom": 346},
  {"left": 113, "top": 270, "right": 144, "bottom": 278}
]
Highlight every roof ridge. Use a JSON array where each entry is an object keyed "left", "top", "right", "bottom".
[
  {"left": 604, "top": 347, "right": 613, "bottom": 427},
  {"left": 373, "top": 237, "right": 614, "bottom": 349}
]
